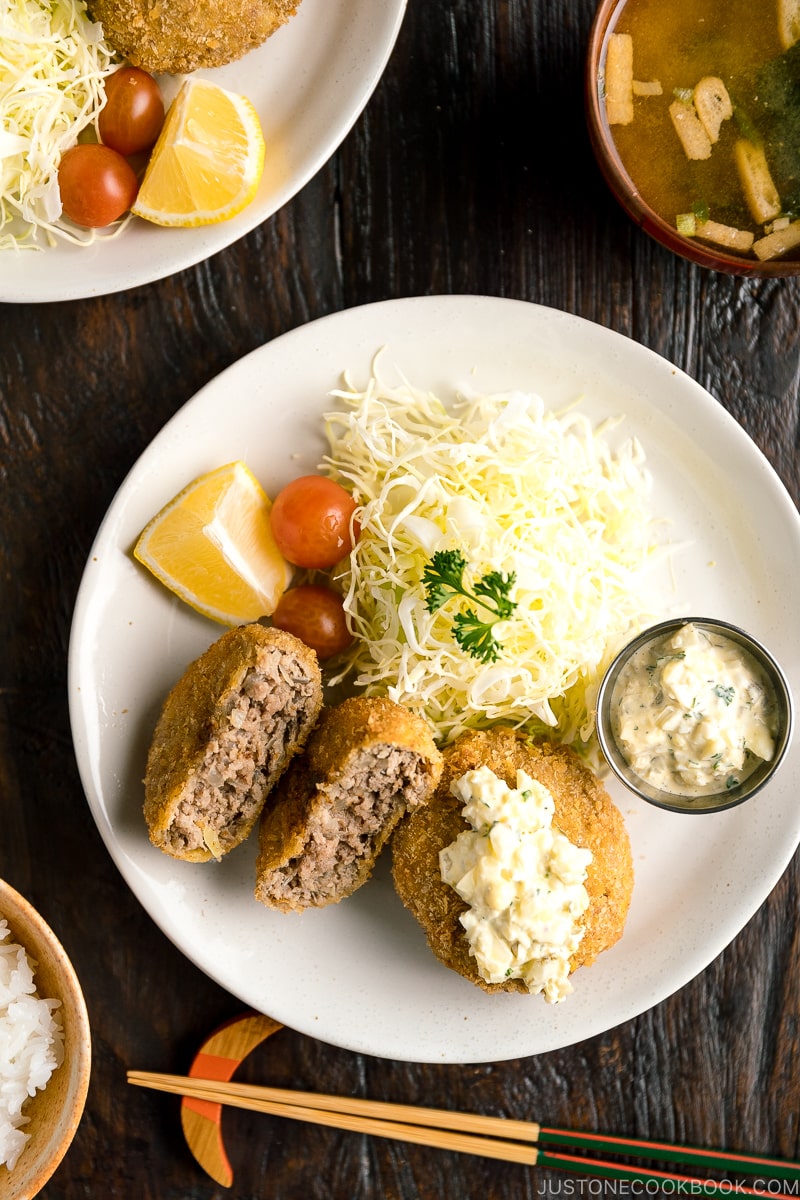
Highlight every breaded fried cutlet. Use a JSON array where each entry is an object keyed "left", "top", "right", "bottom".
[
  {"left": 144, "top": 623, "right": 322, "bottom": 863},
  {"left": 391, "top": 726, "right": 634, "bottom": 994},
  {"left": 255, "top": 696, "right": 443, "bottom": 911},
  {"left": 87, "top": 0, "right": 302, "bottom": 75}
]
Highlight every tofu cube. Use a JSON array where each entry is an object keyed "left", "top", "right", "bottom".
[
  {"left": 605, "top": 33, "right": 634, "bottom": 125},
  {"left": 735, "top": 139, "right": 782, "bottom": 223},
  {"left": 669, "top": 99, "right": 712, "bottom": 160},
  {"left": 693, "top": 77, "right": 733, "bottom": 143}
]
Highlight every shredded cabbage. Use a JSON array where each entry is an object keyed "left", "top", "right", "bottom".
[
  {"left": 0, "top": 0, "right": 117, "bottom": 249},
  {"left": 323, "top": 363, "right": 666, "bottom": 757}
]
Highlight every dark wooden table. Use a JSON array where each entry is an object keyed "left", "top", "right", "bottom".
[{"left": 3, "top": 0, "right": 800, "bottom": 1197}]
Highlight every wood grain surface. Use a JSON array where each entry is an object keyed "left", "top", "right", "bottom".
[{"left": 2, "top": 0, "right": 800, "bottom": 1197}]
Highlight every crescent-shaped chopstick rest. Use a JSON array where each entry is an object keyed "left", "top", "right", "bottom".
[{"left": 180, "top": 1012, "right": 284, "bottom": 1187}]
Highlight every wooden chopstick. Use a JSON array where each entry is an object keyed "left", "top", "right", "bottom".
[
  {"left": 127, "top": 1069, "right": 800, "bottom": 1194},
  {"left": 538, "top": 1125, "right": 800, "bottom": 1180},
  {"left": 526, "top": 1151, "right": 798, "bottom": 1197},
  {"left": 128, "top": 1070, "right": 541, "bottom": 1142},
  {"left": 128, "top": 1070, "right": 538, "bottom": 1165}
]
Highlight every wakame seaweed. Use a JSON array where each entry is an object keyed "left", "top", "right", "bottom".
[{"left": 742, "top": 41, "right": 800, "bottom": 211}]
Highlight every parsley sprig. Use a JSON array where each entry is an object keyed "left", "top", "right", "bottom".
[{"left": 422, "top": 549, "right": 516, "bottom": 663}]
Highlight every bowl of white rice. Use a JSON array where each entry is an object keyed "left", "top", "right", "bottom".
[{"left": 0, "top": 880, "right": 91, "bottom": 1199}]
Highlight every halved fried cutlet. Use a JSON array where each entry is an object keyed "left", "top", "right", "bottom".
[
  {"left": 254, "top": 696, "right": 443, "bottom": 911},
  {"left": 391, "top": 726, "right": 634, "bottom": 993},
  {"left": 144, "top": 623, "right": 322, "bottom": 862}
]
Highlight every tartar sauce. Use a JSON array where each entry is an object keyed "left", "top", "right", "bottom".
[
  {"left": 611, "top": 622, "right": 778, "bottom": 797},
  {"left": 439, "top": 766, "right": 592, "bottom": 1003}
]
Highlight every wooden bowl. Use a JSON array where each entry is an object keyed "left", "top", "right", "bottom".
[
  {"left": 585, "top": 0, "right": 800, "bottom": 277},
  {"left": 0, "top": 880, "right": 91, "bottom": 1199}
]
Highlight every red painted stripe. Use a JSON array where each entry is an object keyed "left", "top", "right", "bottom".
[
  {"left": 182, "top": 1095, "right": 223, "bottom": 1123},
  {"left": 189, "top": 1051, "right": 240, "bottom": 1083}
]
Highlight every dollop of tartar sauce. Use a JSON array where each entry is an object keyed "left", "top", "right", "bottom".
[
  {"left": 438, "top": 766, "right": 593, "bottom": 1003},
  {"left": 611, "top": 623, "right": 778, "bottom": 798}
]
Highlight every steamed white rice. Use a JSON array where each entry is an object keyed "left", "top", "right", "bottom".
[{"left": 0, "top": 919, "right": 65, "bottom": 1172}]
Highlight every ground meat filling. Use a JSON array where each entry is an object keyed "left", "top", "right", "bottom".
[
  {"left": 166, "top": 652, "right": 318, "bottom": 856},
  {"left": 265, "top": 745, "right": 431, "bottom": 906}
]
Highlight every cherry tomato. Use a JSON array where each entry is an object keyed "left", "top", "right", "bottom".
[
  {"left": 271, "top": 585, "right": 354, "bottom": 659},
  {"left": 270, "top": 476, "right": 360, "bottom": 569},
  {"left": 58, "top": 144, "right": 138, "bottom": 227},
  {"left": 98, "top": 67, "right": 165, "bottom": 157}
]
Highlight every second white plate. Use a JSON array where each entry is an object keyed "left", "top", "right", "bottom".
[
  {"left": 0, "top": 0, "right": 406, "bottom": 303},
  {"left": 69, "top": 296, "right": 800, "bottom": 1062}
]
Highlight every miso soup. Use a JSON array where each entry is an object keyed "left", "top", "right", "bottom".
[{"left": 602, "top": 0, "right": 800, "bottom": 262}]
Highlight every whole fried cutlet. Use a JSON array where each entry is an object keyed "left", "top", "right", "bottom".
[
  {"left": 391, "top": 726, "right": 634, "bottom": 994},
  {"left": 87, "top": 0, "right": 302, "bottom": 75},
  {"left": 144, "top": 623, "right": 322, "bottom": 863},
  {"left": 255, "top": 696, "right": 443, "bottom": 911}
]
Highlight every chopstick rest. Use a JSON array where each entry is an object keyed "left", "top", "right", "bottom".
[
  {"left": 178, "top": 1012, "right": 284, "bottom": 1186},
  {"left": 128, "top": 1064, "right": 800, "bottom": 1195}
]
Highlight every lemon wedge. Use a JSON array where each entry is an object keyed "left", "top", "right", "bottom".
[
  {"left": 131, "top": 78, "right": 265, "bottom": 227},
  {"left": 133, "top": 461, "right": 293, "bottom": 625}
]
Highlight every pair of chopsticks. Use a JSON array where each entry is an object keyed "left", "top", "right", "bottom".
[{"left": 127, "top": 1069, "right": 800, "bottom": 1195}]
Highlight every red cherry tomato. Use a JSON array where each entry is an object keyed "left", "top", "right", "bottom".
[
  {"left": 98, "top": 67, "right": 165, "bottom": 157},
  {"left": 58, "top": 144, "right": 138, "bottom": 227},
  {"left": 270, "top": 476, "right": 360, "bottom": 569},
  {"left": 271, "top": 585, "right": 354, "bottom": 659}
]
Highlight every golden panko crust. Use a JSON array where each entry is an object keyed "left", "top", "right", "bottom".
[
  {"left": 391, "top": 726, "right": 634, "bottom": 994},
  {"left": 255, "top": 696, "right": 444, "bottom": 910},
  {"left": 144, "top": 623, "right": 322, "bottom": 862},
  {"left": 87, "top": 0, "right": 302, "bottom": 74}
]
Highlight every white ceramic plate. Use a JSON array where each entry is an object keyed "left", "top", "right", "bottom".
[
  {"left": 68, "top": 296, "right": 800, "bottom": 1063},
  {"left": 0, "top": 0, "right": 406, "bottom": 303}
]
